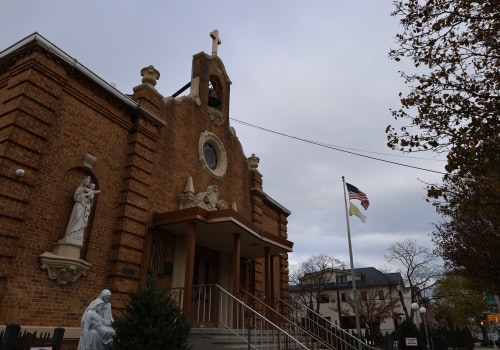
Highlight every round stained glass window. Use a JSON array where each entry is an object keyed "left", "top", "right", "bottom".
[
  {"left": 203, "top": 142, "right": 218, "bottom": 170},
  {"left": 199, "top": 131, "right": 227, "bottom": 178}
]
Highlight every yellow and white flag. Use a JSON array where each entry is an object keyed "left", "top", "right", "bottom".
[{"left": 349, "top": 202, "right": 367, "bottom": 223}]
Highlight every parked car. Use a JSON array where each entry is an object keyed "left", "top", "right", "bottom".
[
  {"left": 472, "top": 333, "right": 483, "bottom": 343},
  {"left": 487, "top": 333, "right": 499, "bottom": 346}
]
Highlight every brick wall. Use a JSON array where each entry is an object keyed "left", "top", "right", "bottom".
[{"left": 0, "top": 36, "right": 292, "bottom": 332}]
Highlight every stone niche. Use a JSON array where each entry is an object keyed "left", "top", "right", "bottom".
[{"left": 40, "top": 169, "right": 99, "bottom": 285}]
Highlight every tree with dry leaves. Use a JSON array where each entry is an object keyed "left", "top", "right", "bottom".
[
  {"left": 342, "top": 287, "right": 401, "bottom": 343},
  {"left": 387, "top": 0, "right": 500, "bottom": 293},
  {"left": 289, "top": 254, "right": 345, "bottom": 313},
  {"left": 385, "top": 239, "right": 443, "bottom": 319}
]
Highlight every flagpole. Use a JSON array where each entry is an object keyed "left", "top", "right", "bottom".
[{"left": 342, "top": 176, "right": 361, "bottom": 344}]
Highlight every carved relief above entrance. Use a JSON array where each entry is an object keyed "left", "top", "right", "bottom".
[{"left": 177, "top": 177, "right": 228, "bottom": 211}]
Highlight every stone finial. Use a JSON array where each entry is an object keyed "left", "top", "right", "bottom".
[
  {"left": 141, "top": 65, "right": 160, "bottom": 86},
  {"left": 184, "top": 176, "right": 194, "bottom": 194},
  {"left": 248, "top": 153, "right": 260, "bottom": 170}
]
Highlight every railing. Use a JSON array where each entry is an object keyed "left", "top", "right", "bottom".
[
  {"left": 168, "top": 285, "right": 308, "bottom": 349},
  {"left": 281, "top": 297, "right": 379, "bottom": 350},
  {"left": 242, "top": 290, "right": 333, "bottom": 349},
  {"left": 167, "top": 285, "right": 380, "bottom": 350},
  {"left": 0, "top": 324, "right": 65, "bottom": 350}
]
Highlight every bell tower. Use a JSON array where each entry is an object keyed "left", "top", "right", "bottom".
[{"left": 189, "top": 29, "right": 232, "bottom": 126}]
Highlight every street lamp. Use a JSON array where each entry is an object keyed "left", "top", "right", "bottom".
[{"left": 411, "top": 303, "right": 431, "bottom": 350}]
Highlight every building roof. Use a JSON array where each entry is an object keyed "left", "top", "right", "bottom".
[
  {"left": 350, "top": 267, "right": 403, "bottom": 287},
  {"left": 290, "top": 266, "right": 404, "bottom": 292},
  {"left": 0, "top": 32, "right": 165, "bottom": 128}
]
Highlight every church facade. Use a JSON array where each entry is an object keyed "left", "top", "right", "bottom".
[{"left": 0, "top": 32, "right": 293, "bottom": 338}]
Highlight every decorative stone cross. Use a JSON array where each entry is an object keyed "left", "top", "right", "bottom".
[{"left": 210, "top": 29, "right": 221, "bottom": 55}]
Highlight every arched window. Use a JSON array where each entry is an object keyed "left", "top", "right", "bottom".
[{"left": 208, "top": 77, "right": 222, "bottom": 109}]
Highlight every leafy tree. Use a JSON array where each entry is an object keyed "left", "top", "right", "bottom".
[
  {"left": 431, "top": 174, "right": 500, "bottom": 293},
  {"left": 433, "top": 274, "right": 487, "bottom": 328},
  {"left": 386, "top": 0, "right": 500, "bottom": 292},
  {"left": 385, "top": 239, "right": 443, "bottom": 319},
  {"left": 111, "top": 274, "right": 191, "bottom": 350}
]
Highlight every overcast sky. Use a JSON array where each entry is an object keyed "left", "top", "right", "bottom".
[{"left": 1, "top": 1, "right": 446, "bottom": 273}]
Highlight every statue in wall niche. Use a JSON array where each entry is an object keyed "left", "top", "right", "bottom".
[
  {"left": 78, "top": 289, "right": 115, "bottom": 350},
  {"left": 64, "top": 176, "right": 100, "bottom": 245},
  {"left": 196, "top": 185, "right": 228, "bottom": 211}
]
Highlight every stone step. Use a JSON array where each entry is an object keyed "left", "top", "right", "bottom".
[{"left": 189, "top": 328, "right": 283, "bottom": 350}]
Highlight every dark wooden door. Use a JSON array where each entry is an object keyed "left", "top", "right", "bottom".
[{"left": 191, "top": 246, "right": 219, "bottom": 325}]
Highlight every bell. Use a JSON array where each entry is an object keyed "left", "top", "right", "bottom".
[{"left": 208, "top": 89, "right": 220, "bottom": 107}]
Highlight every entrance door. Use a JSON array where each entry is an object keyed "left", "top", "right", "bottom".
[{"left": 191, "top": 246, "right": 219, "bottom": 325}]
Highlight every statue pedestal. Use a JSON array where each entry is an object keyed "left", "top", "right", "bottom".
[
  {"left": 52, "top": 242, "right": 81, "bottom": 258},
  {"left": 39, "top": 242, "right": 91, "bottom": 285}
]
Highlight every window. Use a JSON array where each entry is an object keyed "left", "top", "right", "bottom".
[
  {"left": 319, "top": 294, "right": 330, "bottom": 303},
  {"left": 313, "top": 277, "right": 325, "bottom": 286},
  {"left": 337, "top": 275, "right": 348, "bottom": 284},
  {"left": 150, "top": 231, "right": 173, "bottom": 276},
  {"left": 378, "top": 290, "right": 385, "bottom": 300},
  {"left": 198, "top": 131, "right": 227, "bottom": 178},
  {"left": 208, "top": 78, "right": 221, "bottom": 109},
  {"left": 203, "top": 142, "right": 218, "bottom": 170},
  {"left": 341, "top": 293, "right": 347, "bottom": 302},
  {"left": 240, "top": 259, "right": 252, "bottom": 291}
]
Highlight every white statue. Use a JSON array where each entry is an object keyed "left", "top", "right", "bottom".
[
  {"left": 78, "top": 289, "right": 115, "bottom": 350},
  {"left": 64, "top": 176, "right": 100, "bottom": 244}
]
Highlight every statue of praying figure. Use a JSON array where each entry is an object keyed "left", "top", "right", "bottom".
[
  {"left": 62, "top": 176, "right": 101, "bottom": 245},
  {"left": 78, "top": 289, "right": 116, "bottom": 350}
]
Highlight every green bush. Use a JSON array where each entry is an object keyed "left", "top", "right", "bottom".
[
  {"left": 440, "top": 326, "right": 473, "bottom": 350},
  {"left": 395, "top": 319, "right": 424, "bottom": 350},
  {"left": 111, "top": 274, "right": 191, "bottom": 350}
]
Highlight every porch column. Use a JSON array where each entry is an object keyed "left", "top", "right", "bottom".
[
  {"left": 264, "top": 247, "right": 272, "bottom": 308},
  {"left": 139, "top": 228, "right": 154, "bottom": 286},
  {"left": 183, "top": 221, "right": 196, "bottom": 320},
  {"left": 232, "top": 233, "right": 241, "bottom": 295},
  {"left": 232, "top": 233, "right": 241, "bottom": 328}
]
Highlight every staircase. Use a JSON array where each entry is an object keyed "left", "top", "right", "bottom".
[
  {"left": 189, "top": 328, "right": 290, "bottom": 350},
  {"left": 170, "top": 285, "right": 377, "bottom": 350}
]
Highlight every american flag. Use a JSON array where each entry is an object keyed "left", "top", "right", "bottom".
[{"left": 346, "top": 183, "right": 370, "bottom": 210}]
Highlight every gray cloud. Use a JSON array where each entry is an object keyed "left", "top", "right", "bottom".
[{"left": 1, "top": 0, "right": 446, "bottom": 272}]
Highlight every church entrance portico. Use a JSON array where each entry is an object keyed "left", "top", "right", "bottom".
[{"left": 152, "top": 206, "right": 293, "bottom": 322}]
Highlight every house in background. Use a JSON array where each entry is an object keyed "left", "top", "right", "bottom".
[
  {"left": 0, "top": 32, "right": 293, "bottom": 346},
  {"left": 290, "top": 267, "right": 410, "bottom": 335}
]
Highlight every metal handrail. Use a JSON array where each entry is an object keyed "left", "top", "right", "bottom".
[
  {"left": 241, "top": 290, "right": 334, "bottom": 349},
  {"left": 281, "top": 297, "right": 380, "bottom": 350},
  {"left": 167, "top": 285, "right": 309, "bottom": 349}
]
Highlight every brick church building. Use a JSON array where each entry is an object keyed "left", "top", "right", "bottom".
[{"left": 0, "top": 32, "right": 293, "bottom": 341}]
